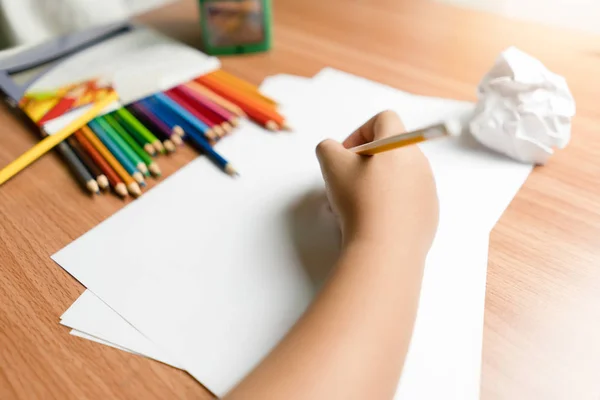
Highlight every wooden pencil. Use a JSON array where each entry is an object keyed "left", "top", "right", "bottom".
[
  {"left": 175, "top": 84, "right": 236, "bottom": 123},
  {"left": 138, "top": 99, "right": 186, "bottom": 139},
  {"left": 67, "top": 136, "right": 109, "bottom": 190},
  {"left": 88, "top": 120, "right": 146, "bottom": 188},
  {"left": 74, "top": 129, "right": 128, "bottom": 198},
  {"left": 186, "top": 81, "right": 246, "bottom": 118},
  {"left": 126, "top": 103, "right": 180, "bottom": 150},
  {"left": 184, "top": 124, "right": 238, "bottom": 176},
  {"left": 208, "top": 70, "right": 278, "bottom": 107},
  {"left": 165, "top": 90, "right": 225, "bottom": 137},
  {"left": 195, "top": 76, "right": 284, "bottom": 131},
  {"left": 140, "top": 99, "right": 187, "bottom": 138},
  {"left": 110, "top": 112, "right": 156, "bottom": 156},
  {"left": 96, "top": 116, "right": 149, "bottom": 177},
  {"left": 115, "top": 108, "right": 164, "bottom": 154},
  {"left": 350, "top": 121, "right": 462, "bottom": 155},
  {"left": 0, "top": 91, "right": 118, "bottom": 186},
  {"left": 153, "top": 93, "right": 217, "bottom": 141},
  {"left": 103, "top": 114, "right": 161, "bottom": 177},
  {"left": 79, "top": 126, "right": 140, "bottom": 197},
  {"left": 56, "top": 140, "right": 99, "bottom": 194}
]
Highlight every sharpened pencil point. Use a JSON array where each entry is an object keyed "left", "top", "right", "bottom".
[
  {"left": 225, "top": 164, "right": 239, "bottom": 177},
  {"left": 173, "top": 126, "right": 185, "bottom": 137},
  {"left": 137, "top": 162, "right": 149, "bottom": 176},
  {"left": 266, "top": 121, "right": 279, "bottom": 132},
  {"left": 148, "top": 162, "right": 162, "bottom": 177},
  {"left": 282, "top": 122, "right": 293, "bottom": 131},
  {"left": 87, "top": 180, "right": 100, "bottom": 195},
  {"left": 132, "top": 171, "right": 145, "bottom": 186},
  {"left": 153, "top": 140, "right": 165, "bottom": 154},
  {"left": 230, "top": 117, "right": 240, "bottom": 127},
  {"left": 206, "top": 129, "right": 217, "bottom": 140},
  {"left": 144, "top": 143, "right": 157, "bottom": 156},
  {"left": 213, "top": 125, "right": 225, "bottom": 137},
  {"left": 171, "top": 134, "right": 184, "bottom": 146},
  {"left": 127, "top": 182, "right": 142, "bottom": 197},
  {"left": 221, "top": 122, "right": 233, "bottom": 134},
  {"left": 97, "top": 175, "right": 110, "bottom": 190},
  {"left": 115, "top": 183, "right": 128, "bottom": 198},
  {"left": 164, "top": 140, "right": 176, "bottom": 153}
]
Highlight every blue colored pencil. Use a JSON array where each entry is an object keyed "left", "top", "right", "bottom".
[
  {"left": 184, "top": 124, "right": 238, "bottom": 176},
  {"left": 88, "top": 119, "right": 146, "bottom": 187},
  {"left": 152, "top": 93, "right": 217, "bottom": 141},
  {"left": 140, "top": 98, "right": 186, "bottom": 138}
]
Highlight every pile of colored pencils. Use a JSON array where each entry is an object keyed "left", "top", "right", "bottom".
[{"left": 60, "top": 69, "right": 286, "bottom": 199}]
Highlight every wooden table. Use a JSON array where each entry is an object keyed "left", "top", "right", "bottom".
[{"left": 1, "top": 0, "right": 599, "bottom": 399}]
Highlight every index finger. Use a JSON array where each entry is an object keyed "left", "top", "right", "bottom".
[{"left": 342, "top": 110, "right": 406, "bottom": 148}]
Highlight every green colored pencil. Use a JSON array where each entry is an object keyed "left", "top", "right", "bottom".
[
  {"left": 96, "top": 117, "right": 149, "bottom": 176},
  {"left": 103, "top": 114, "right": 161, "bottom": 176},
  {"left": 115, "top": 107, "right": 165, "bottom": 154},
  {"left": 112, "top": 112, "right": 156, "bottom": 156}
]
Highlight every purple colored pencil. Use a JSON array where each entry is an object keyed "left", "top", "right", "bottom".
[{"left": 129, "top": 102, "right": 174, "bottom": 138}]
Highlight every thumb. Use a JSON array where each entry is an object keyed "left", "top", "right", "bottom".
[{"left": 315, "top": 139, "right": 354, "bottom": 181}]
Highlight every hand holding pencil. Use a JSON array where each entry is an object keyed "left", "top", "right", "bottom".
[{"left": 315, "top": 110, "right": 439, "bottom": 256}]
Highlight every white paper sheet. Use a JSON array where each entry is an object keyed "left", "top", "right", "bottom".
[{"left": 54, "top": 69, "right": 532, "bottom": 397}]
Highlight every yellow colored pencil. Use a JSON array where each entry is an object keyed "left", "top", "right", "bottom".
[
  {"left": 351, "top": 120, "right": 462, "bottom": 156},
  {"left": 0, "top": 91, "right": 119, "bottom": 186}
]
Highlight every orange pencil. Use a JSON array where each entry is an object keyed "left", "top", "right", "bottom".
[
  {"left": 208, "top": 70, "right": 278, "bottom": 107},
  {"left": 74, "top": 130, "right": 128, "bottom": 197},
  {"left": 196, "top": 76, "right": 287, "bottom": 131},
  {"left": 79, "top": 125, "right": 141, "bottom": 197}
]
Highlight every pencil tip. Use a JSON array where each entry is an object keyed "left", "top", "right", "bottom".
[
  {"left": 225, "top": 164, "right": 239, "bottom": 177},
  {"left": 153, "top": 141, "right": 165, "bottom": 154},
  {"left": 87, "top": 180, "right": 100, "bottom": 194},
  {"left": 97, "top": 175, "right": 110, "bottom": 190},
  {"left": 144, "top": 143, "right": 157, "bottom": 156},
  {"left": 266, "top": 121, "right": 279, "bottom": 132},
  {"left": 149, "top": 163, "right": 162, "bottom": 177},
  {"left": 128, "top": 183, "right": 142, "bottom": 197},
  {"left": 115, "top": 183, "right": 128, "bottom": 198},
  {"left": 164, "top": 140, "right": 176, "bottom": 153}
]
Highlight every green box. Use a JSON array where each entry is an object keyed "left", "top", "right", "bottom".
[{"left": 199, "top": 0, "right": 272, "bottom": 55}]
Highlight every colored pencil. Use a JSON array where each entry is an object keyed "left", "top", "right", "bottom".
[
  {"left": 0, "top": 91, "right": 118, "bottom": 186},
  {"left": 195, "top": 76, "right": 284, "bottom": 131},
  {"left": 67, "top": 136, "right": 109, "bottom": 190},
  {"left": 126, "top": 103, "right": 180, "bottom": 149},
  {"left": 79, "top": 126, "right": 140, "bottom": 197},
  {"left": 88, "top": 119, "right": 146, "bottom": 188},
  {"left": 184, "top": 126, "right": 237, "bottom": 176},
  {"left": 208, "top": 70, "right": 278, "bottom": 107},
  {"left": 140, "top": 99, "right": 187, "bottom": 138},
  {"left": 56, "top": 141, "right": 99, "bottom": 194},
  {"left": 111, "top": 112, "right": 156, "bottom": 156},
  {"left": 153, "top": 93, "right": 217, "bottom": 141},
  {"left": 175, "top": 84, "right": 239, "bottom": 127},
  {"left": 350, "top": 121, "right": 462, "bottom": 155},
  {"left": 185, "top": 81, "right": 246, "bottom": 118},
  {"left": 103, "top": 114, "right": 161, "bottom": 176},
  {"left": 165, "top": 90, "right": 225, "bottom": 137},
  {"left": 74, "top": 129, "right": 128, "bottom": 198},
  {"left": 115, "top": 108, "right": 164, "bottom": 154},
  {"left": 97, "top": 116, "right": 149, "bottom": 177},
  {"left": 138, "top": 99, "right": 186, "bottom": 139}
]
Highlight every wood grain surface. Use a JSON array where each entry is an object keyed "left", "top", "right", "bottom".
[{"left": 1, "top": 0, "right": 599, "bottom": 399}]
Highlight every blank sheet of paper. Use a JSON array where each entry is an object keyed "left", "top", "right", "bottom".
[{"left": 54, "top": 69, "right": 531, "bottom": 397}]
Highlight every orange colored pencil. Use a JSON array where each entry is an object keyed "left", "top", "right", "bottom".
[
  {"left": 79, "top": 125, "right": 141, "bottom": 197},
  {"left": 186, "top": 81, "right": 246, "bottom": 118},
  {"left": 74, "top": 130, "right": 127, "bottom": 198},
  {"left": 196, "top": 76, "right": 286, "bottom": 131},
  {"left": 208, "top": 70, "right": 278, "bottom": 107}
]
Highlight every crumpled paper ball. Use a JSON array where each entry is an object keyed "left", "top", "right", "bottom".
[{"left": 469, "top": 46, "right": 576, "bottom": 165}]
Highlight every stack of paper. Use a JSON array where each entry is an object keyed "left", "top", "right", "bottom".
[{"left": 53, "top": 68, "right": 533, "bottom": 399}]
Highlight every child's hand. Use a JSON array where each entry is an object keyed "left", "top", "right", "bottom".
[{"left": 316, "top": 110, "right": 439, "bottom": 257}]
